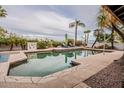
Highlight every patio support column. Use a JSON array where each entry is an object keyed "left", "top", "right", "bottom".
[{"left": 111, "top": 28, "right": 114, "bottom": 49}]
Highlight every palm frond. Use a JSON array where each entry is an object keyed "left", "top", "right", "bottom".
[
  {"left": 69, "top": 22, "right": 75, "bottom": 28},
  {"left": 78, "top": 22, "right": 85, "bottom": 27},
  {"left": 0, "top": 6, "right": 7, "bottom": 17},
  {"left": 84, "top": 30, "right": 91, "bottom": 33}
]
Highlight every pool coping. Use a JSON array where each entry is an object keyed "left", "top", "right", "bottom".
[{"left": 0, "top": 47, "right": 122, "bottom": 88}]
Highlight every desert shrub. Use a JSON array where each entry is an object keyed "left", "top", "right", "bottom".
[
  {"left": 67, "top": 39, "right": 74, "bottom": 46},
  {"left": 67, "top": 39, "right": 84, "bottom": 46},
  {"left": 37, "top": 40, "right": 47, "bottom": 49},
  {"left": 52, "top": 40, "right": 63, "bottom": 47},
  {"left": 45, "top": 40, "right": 53, "bottom": 48},
  {"left": 27, "top": 39, "right": 38, "bottom": 42},
  {"left": 75, "top": 40, "right": 82, "bottom": 46}
]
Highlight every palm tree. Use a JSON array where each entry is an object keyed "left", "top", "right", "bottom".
[
  {"left": 69, "top": 19, "right": 85, "bottom": 46},
  {"left": 0, "top": 6, "right": 7, "bottom": 47},
  {"left": 0, "top": 6, "right": 7, "bottom": 38},
  {"left": 95, "top": 7, "right": 124, "bottom": 49},
  {"left": 84, "top": 30, "right": 91, "bottom": 45},
  {"left": 0, "top": 27, "right": 8, "bottom": 46},
  {"left": 8, "top": 33, "right": 17, "bottom": 51},
  {"left": 65, "top": 34, "right": 68, "bottom": 46},
  {"left": 0, "top": 27, "right": 7, "bottom": 37},
  {"left": 92, "top": 29, "right": 102, "bottom": 48},
  {"left": 0, "top": 6, "right": 7, "bottom": 17},
  {"left": 92, "top": 8, "right": 109, "bottom": 48},
  {"left": 84, "top": 31, "right": 87, "bottom": 45},
  {"left": 19, "top": 38, "right": 27, "bottom": 50}
]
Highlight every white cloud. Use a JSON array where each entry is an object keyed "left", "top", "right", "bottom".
[
  {"left": 0, "top": 5, "right": 100, "bottom": 40},
  {"left": 0, "top": 9, "right": 74, "bottom": 40}
]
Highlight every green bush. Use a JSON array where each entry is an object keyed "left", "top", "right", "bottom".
[
  {"left": 37, "top": 40, "right": 47, "bottom": 49},
  {"left": 52, "top": 40, "right": 63, "bottom": 47},
  {"left": 45, "top": 40, "right": 53, "bottom": 48}
]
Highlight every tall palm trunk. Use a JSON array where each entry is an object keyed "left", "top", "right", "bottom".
[
  {"left": 10, "top": 44, "right": 13, "bottom": 51},
  {"left": 91, "top": 30, "right": 100, "bottom": 48},
  {"left": 74, "top": 21, "right": 78, "bottom": 46},
  {"left": 84, "top": 33, "right": 86, "bottom": 45},
  {"left": 87, "top": 33, "right": 89, "bottom": 44},
  {"left": 91, "top": 36, "right": 98, "bottom": 48},
  {"left": 111, "top": 28, "right": 114, "bottom": 49}
]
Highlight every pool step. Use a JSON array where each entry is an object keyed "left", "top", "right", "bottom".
[
  {"left": 0, "top": 63, "right": 9, "bottom": 76},
  {"left": 9, "top": 52, "right": 27, "bottom": 65}
]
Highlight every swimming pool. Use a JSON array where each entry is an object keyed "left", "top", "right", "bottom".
[
  {"left": 0, "top": 54, "right": 9, "bottom": 63},
  {"left": 9, "top": 50, "right": 101, "bottom": 77}
]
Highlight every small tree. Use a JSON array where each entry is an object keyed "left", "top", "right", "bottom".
[
  {"left": 0, "top": 6, "right": 7, "bottom": 17},
  {"left": 69, "top": 19, "right": 85, "bottom": 46},
  {"left": 84, "top": 30, "right": 91, "bottom": 45}
]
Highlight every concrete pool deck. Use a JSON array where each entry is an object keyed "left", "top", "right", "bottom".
[
  {"left": 0, "top": 47, "right": 123, "bottom": 88},
  {"left": 0, "top": 47, "right": 116, "bottom": 54}
]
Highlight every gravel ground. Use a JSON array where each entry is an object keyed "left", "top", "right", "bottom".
[{"left": 84, "top": 55, "right": 124, "bottom": 88}]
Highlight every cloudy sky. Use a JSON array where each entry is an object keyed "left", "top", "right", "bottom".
[{"left": 0, "top": 5, "right": 100, "bottom": 41}]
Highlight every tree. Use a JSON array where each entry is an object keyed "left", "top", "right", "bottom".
[
  {"left": 0, "top": 27, "right": 8, "bottom": 46},
  {"left": 84, "top": 30, "right": 91, "bottom": 45},
  {"left": 69, "top": 19, "right": 85, "bottom": 46},
  {"left": 92, "top": 8, "right": 114, "bottom": 48},
  {"left": 94, "top": 6, "right": 124, "bottom": 49},
  {"left": 8, "top": 33, "right": 17, "bottom": 50},
  {"left": 92, "top": 29, "right": 102, "bottom": 48},
  {"left": 65, "top": 34, "right": 68, "bottom": 46},
  {"left": 0, "top": 6, "right": 7, "bottom": 47},
  {"left": 0, "top": 6, "right": 7, "bottom": 17},
  {"left": 0, "top": 27, "right": 7, "bottom": 37},
  {"left": 92, "top": 9, "right": 107, "bottom": 48},
  {"left": 19, "top": 37, "right": 27, "bottom": 50},
  {"left": 94, "top": 31, "right": 112, "bottom": 43},
  {"left": 0, "top": 6, "right": 8, "bottom": 38}
]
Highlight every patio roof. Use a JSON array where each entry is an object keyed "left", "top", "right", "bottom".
[{"left": 102, "top": 5, "right": 124, "bottom": 26}]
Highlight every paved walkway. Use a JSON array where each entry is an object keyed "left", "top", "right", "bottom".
[{"left": 0, "top": 49, "right": 123, "bottom": 88}]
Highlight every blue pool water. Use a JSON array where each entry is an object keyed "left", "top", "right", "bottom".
[
  {"left": 9, "top": 50, "right": 101, "bottom": 77},
  {"left": 0, "top": 54, "right": 9, "bottom": 63}
]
